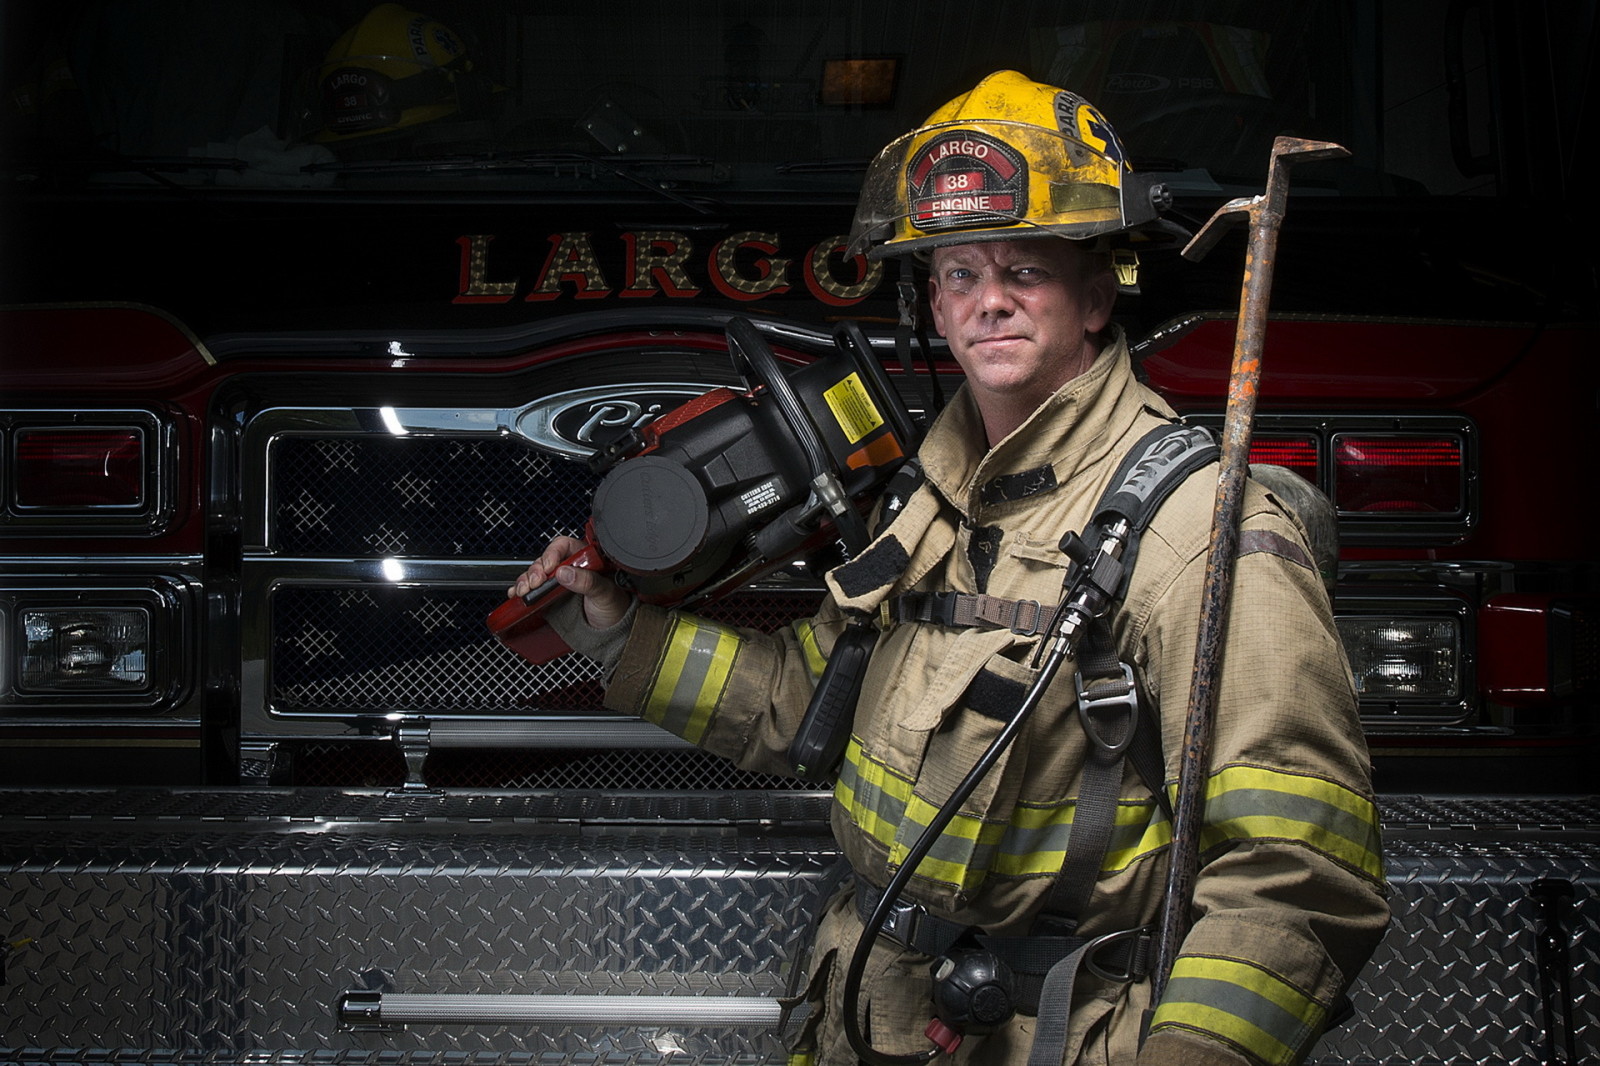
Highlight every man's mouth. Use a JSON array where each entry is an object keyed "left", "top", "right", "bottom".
[{"left": 971, "top": 333, "right": 1028, "bottom": 348}]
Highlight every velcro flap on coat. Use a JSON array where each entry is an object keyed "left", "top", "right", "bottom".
[
  {"left": 825, "top": 484, "right": 952, "bottom": 614},
  {"left": 891, "top": 624, "right": 1022, "bottom": 734}
]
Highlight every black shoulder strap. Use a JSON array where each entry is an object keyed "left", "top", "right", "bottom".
[
  {"left": 1093, "top": 421, "right": 1218, "bottom": 599},
  {"left": 1046, "top": 422, "right": 1215, "bottom": 925}
]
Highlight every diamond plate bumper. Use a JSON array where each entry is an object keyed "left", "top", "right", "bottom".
[{"left": 2, "top": 790, "right": 1595, "bottom": 1065}]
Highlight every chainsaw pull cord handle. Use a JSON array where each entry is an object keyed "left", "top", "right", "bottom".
[
  {"left": 843, "top": 518, "right": 1132, "bottom": 1066},
  {"left": 516, "top": 537, "right": 606, "bottom": 606},
  {"left": 725, "top": 317, "right": 872, "bottom": 553}
]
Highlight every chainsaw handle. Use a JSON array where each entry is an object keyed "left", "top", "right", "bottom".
[{"left": 486, "top": 541, "right": 607, "bottom": 665}]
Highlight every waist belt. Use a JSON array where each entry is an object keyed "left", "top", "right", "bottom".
[
  {"left": 893, "top": 592, "right": 1056, "bottom": 636},
  {"left": 853, "top": 881, "right": 1152, "bottom": 1014}
]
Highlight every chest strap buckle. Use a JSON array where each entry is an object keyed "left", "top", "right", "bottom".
[{"left": 893, "top": 592, "right": 1056, "bottom": 637}]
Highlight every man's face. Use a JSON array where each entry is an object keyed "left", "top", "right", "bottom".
[{"left": 926, "top": 237, "right": 1115, "bottom": 418}]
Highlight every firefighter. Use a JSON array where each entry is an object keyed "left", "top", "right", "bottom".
[{"left": 510, "top": 70, "right": 1388, "bottom": 1066}]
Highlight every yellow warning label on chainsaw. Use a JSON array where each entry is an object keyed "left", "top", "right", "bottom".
[{"left": 824, "top": 372, "right": 884, "bottom": 444}]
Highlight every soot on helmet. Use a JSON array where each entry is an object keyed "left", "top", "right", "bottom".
[{"left": 488, "top": 316, "right": 920, "bottom": 665}]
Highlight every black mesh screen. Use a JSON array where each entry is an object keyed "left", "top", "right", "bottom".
[
  {"left": 271, "top": 585, "right": 603, "bottom": 713},
  {"left": 263, "top": 425, "right": 832, "bottom": 787},
  {"left": 292, "top": 741, "right": 825, "bottom": 790},
  {"left": 271, "top": 585, "right": 827, "bottom": 714},
  {"left": 272, "top": 435, "right": 600, "bottom": 556}
]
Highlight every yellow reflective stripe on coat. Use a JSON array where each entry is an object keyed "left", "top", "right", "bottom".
[
  {"left": 1150, "top": 954, "right": 1329, "bottom": 1066},
  {"left": 640, "top": 614, "right": 741, "bottom": 745},
  {"left": 837, "top": 739, "right": 1159, "bottom": 890},
  {"left": 793, "top": 619, "right": 827, "bottom": 683},
  {"left": 837, "top": 743, "right": 1381, "bottom": 892},
  {"left": 1200, "top": 763, "right": 1383, "bottom": 881},
  {"left": 835, "top": 736, "right": 915, "bottom": 851}
]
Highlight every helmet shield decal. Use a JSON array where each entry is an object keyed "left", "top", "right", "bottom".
[
  {"left": 905, "top": 131, "right": 1027, "bottom": 236},
  {"left": 322, "top": 66, "right": 401, "bottom": 134}
]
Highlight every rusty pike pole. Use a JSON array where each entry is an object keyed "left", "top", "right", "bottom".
[{"left": 1149, "top": 136, "right": 1351, "bottom": 1013}]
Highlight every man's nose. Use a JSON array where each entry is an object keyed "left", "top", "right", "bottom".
[{"left": 976, "top": 275, "right": 1017, "bottom": 314}]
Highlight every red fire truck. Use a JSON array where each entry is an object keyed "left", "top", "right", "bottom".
[{"left": 1, "top": 2, "right": 1594, "bottom": 1062}]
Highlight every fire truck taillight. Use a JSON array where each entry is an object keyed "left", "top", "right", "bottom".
[
  {"left": 14, "top": 427, "right": 145, "bottom": 509},
  {"left": 1332, "top": 434, "right": 1464, "bottom": 515},
  {"left": 1191, "top": 415, "right": 1475, "bottom": 544},
  {"left": 1249, "top": 434, "right": 1318, "bottom": 482},
  {"left": 20, "top": 608, "right": 151, "bottom": 692},
  {"left": 3, "top": 410, "right": 173, "bottom": 536}
]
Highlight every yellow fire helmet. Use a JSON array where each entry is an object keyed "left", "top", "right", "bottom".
[
  {"left": 847, "top": 70, "right": 1174, "bottom": 260},
  {"left": 312, "top": 3, "right": 475, "bottom": 140}
]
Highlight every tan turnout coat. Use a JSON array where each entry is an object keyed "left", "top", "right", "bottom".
[{"left": 560, "top": 330, "right": 1389, "bottom": 1065}]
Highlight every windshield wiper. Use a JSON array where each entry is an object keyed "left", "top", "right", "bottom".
[
  {"left": 4, "top": 143, "right": 248, "bottom": 192},
  {"left": 775, "top": 157, "right": 868, "bottom": 174},
  {"left": 303, "top": 150, "right": 722, "bottom": 214}
]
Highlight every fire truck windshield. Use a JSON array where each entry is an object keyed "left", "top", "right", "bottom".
[{"left": 2, "top": 0, "right": 1578, "bottom": 205}]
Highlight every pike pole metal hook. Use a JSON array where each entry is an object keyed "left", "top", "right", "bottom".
[{"left": 1150, "top": 136, "right": 1351, "bottom": 1012}]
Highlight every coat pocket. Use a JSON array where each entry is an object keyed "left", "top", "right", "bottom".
[
  {"left": 794, "top": 888, "right": 936, "bottom": 1062},
  {"left": 883, "top": 636, "right": 1055, "bottom": 907}
]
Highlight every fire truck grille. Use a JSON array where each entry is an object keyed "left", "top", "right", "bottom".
[
  {"left": 272, "top": 585, "right": 600, "bottom": 712},
  {"left": 293, "top": 741, "right": 816, "bottom": 790},
  {"left": 271, "top": 436, "right": 600, "bottom": 556},
  {"left": 270, "top": 585, "right": 824, "bottom": 714},
  {"left": 258, "top": 427, "right": 827, "bottom": 788}
]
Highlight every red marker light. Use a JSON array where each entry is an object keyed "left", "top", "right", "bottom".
[
  {"left": 1249, "top": 434, "right": 1319, "bottom": 482},
  {"left": 1333, "top": 434, "right": 1463, "bottom": 514},
  {"left": 14, "top": 427, "right": 144, "bottom": 509}
]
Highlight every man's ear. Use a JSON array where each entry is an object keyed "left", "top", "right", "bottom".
[
  {"left": 926, "top": 275, "right": 950, "bottom": 338},
  {"left": 1084, "top": 268, "right": 1117, "bottom": 333}
]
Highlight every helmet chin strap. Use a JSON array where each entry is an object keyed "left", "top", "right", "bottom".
[{"left": 896, "top": 257, "right": 947, "bottom": 423}]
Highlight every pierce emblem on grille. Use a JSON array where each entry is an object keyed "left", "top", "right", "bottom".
[{"left": 514, "top": 384, "right": 717, "bottom": 458}]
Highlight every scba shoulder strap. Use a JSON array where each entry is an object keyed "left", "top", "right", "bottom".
[
  {"left": 1024, "top": 421, "right": 1216, "bottom": 1066},
  {"left": 1050, "top": 419, "right": 1218, "bottom": 913}
]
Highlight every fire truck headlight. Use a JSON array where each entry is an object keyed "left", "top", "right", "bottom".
[
  {"left": 1336, "top": 615, "right": 1461, "bottom": 700},
  {"left": 20, "top": 607, "right": 152, "bottom": 692}
]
